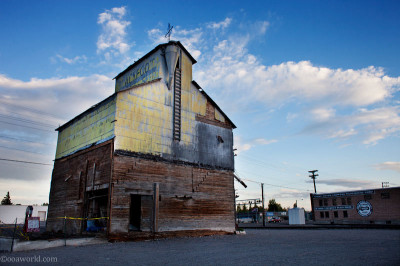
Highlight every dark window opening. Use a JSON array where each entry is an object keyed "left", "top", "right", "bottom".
[
  {"left": 334, "top": 211, "right": 338, "bottom": 218},
  {"left": 343, "top": 211, "right": 348, "bottom": 218},
  {"left": 381, "top": 192, "right": 390, "bottom": 199},
  {"left": 319, "top": 199, "right": 323, "bottom": 207},
  {"left": 347, "top": 197, "right": 352, "bottom": 205},
  {"left": 320, "top": 212, "right": 324, "bottom": 218},
  {"left": 323, "top": 199, "right": 328, "bottom": 206},
  {"left": 364, "top": 194, "right": 372, "bottom": 200},
  {"left": 130, "top": 195, "right": 141, "bottom": 231},
  {"left": 341, "top": 198, "right": 346, "bottom": 205},
  {"left": 325, "top": 211, "right": 329, "bottom": 218},
  {"left": 332, "top": 198, "right": 337, "bottom": 206}
]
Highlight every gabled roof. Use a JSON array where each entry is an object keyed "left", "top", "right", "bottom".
[
  {"left": 192, "top": 81, "right": 236, "bottom": 129},
  {"left": 114, "top": 41, "right": 197, "bottom": 80}
]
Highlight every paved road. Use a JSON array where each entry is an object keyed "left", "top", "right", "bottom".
[{"left": 2, "top": 229, "right": 399, "bottom": 265}]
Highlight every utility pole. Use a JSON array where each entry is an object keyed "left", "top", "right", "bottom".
[
  {"left": 309, "top": 170, "right": 318, "bottom": 193},
  {"left": 261, "top": 183, "right": 265, "bottom": 227}
]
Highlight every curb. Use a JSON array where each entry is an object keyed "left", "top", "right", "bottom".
[{"left": 10, "top": 238, "right": 107, "bottom": 252}]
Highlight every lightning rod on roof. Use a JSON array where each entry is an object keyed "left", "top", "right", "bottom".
[{"left": 165, "top": 23, "right": 173, "bottom": 42}]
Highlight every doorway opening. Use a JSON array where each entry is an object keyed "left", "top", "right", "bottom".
[{"left": 130, "top": 195, "right": 141, "bottom": 231}]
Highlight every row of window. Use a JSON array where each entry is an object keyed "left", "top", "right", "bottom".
[
  {"left": 318, "top": 193, "right": 390, "bottom": 207},
  {"left": 320, "top": 211, "right": 348, "bottom": 219},
  {"left": 318, "top": 198, "right": 352, "bottom": 207}
]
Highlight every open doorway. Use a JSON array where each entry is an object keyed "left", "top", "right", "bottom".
[{"left": 129, "top": 195, "right": 141, "bottom": 231}]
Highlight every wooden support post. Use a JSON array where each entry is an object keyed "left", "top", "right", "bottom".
[{"left": 152, "top": 183, "right": 159, "bottom": 233}]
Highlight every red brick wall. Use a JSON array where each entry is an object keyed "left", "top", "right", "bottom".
[{"left": 311, "top": 187, "right": 400, "bottom": 224}]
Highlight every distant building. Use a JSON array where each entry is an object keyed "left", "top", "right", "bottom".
[
  {"left": 0, "top": 205, "right": 48, "bottom": 224},
  {"left": 310, "top": 187, "right": 400, "bottom": 224},
  {"left": 47, "top": 41, "right": 236, "bottom": 237}
]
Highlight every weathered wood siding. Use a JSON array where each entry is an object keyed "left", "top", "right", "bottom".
[
  {"left": 110, "top": 154, "right": 235, "bottom": 234},
  {"left": 47, "top": 141, "right": 113, "bottom": 234}
]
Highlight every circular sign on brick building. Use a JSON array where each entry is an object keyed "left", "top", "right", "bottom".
[{"left": 357, "top": 201, "right": 372, "bottom": 217}]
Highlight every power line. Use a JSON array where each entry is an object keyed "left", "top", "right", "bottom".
[
  {"left": 0, "top": 120, "right": 55, "bottom": 132},
  {"left": 0, "top": 114, "right": 57, "bottom": 128},
  {"left": 235, "top": 171, "right": 309, "bottom": 191},
  {"left": 0, "top": 145, "right": 50, "bottom": 155},
  {"left": 0, "top": 135, "right": 53, "bottom": 146},
  {"left": 0, "top": 158, "right": 53, "bottom": 166}
]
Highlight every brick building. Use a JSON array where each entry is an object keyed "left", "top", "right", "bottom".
[
  {"left": 47, "top": 41, "right": 237, "bottom": 237},
  {"left": 310, "top": 187, "right": 400, "bottom": 224}
]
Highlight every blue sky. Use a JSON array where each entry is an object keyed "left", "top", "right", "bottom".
[{"left": 0, "top": 0, "right": 399, "bottom": 210}]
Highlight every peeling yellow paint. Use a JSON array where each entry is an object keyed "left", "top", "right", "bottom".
[
  {"left": 55, "top": 98, "right": 116, "bottom": 159},
  {"left": 114, "top": 81, "right": 173, "bottom": 155},
  {"left": 215, "top": 108, "right": 226, "bottom": 123}
]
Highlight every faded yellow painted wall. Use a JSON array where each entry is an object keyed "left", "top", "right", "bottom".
[
  {"left": 180, "top": 54, "right": 207, "bottom": 145},
  {"left": 114, "top": 81, "right": 173, "bottom": 155},
  {"left": 115, "top": 53, "right": 161, "bottom": 92},
  {"left": 215, "top": 108, "right": 225, "bottom": 123},
  {"left": 55, "top": 98, "right": 116, "bottom": 159}
]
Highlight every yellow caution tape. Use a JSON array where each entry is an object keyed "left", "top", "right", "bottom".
[{"left": 55, "top": 217, "right": 109, "bottom": 220}]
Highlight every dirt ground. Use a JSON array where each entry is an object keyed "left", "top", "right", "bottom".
[{"left": 1, "top": 229, "right": 399, "bottom": 265}]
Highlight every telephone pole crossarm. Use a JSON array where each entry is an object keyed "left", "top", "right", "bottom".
[{"left": 308, "top": 170, "right": 318, "bottom": 193}]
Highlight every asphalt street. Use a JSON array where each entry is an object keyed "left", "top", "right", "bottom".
[{"left": 2, "top": 229, "right": 399, "bottom": 265}]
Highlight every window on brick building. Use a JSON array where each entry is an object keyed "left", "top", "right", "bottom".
[
  {"left": 364, "top": 194, "right": 372, "bottom": 200},
  {"left": 325, "top": 211, "right": 329, "bottom": 218},
  {"left": 320, "top": 212, "right": 324, "bottom": 218},
  {"left": 334, "top": 211, "right": 338, "bottom": 218},
  {"left": 332, "top": 198, "right": 337, "bottom": 206},
  {"left": 381, "top": 192, "right": 390, "bottom": 199},
  {"left": 319, "top": 199, "right": 323, "bottom": 206},
  {"left": 343, "top": 211, "right": 348, "bottom": 218},
  {"left": 347, "top": 197, "right": 352, "bottom": 205},
  {"left": 341, "top": 198, "right": 346, "bottom": 205},
  {"left": 323, "top": 199, "right": 328, "bottom": 206}
]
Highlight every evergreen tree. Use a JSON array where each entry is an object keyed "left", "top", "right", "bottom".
[{"left": 1, "top": 191, "right": 12, "bottom": 205}]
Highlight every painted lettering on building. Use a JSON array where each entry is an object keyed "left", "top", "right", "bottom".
[{"left": 116, "top": 56, "right": 160, "bottom": 92}]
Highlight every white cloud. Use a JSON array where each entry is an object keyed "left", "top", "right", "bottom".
[
  {"left": 168, "top": 20, "right": 399, "bottom": 145},
  {"left": 54, "top": 54, "right": 87, "bottom": 64},
  {"left": 306, "top": 178, "right": 374, "bottom": 189},
  {"left": 302, "top": 107, "right": 400, "bottom": 144},
  {"left": 97, "top": 6, "right": 131, "bottom": 58},
  {"left": 207, "top": 17, "right": 232, "bottom": 29},
  {"left": 311, "top": 108, "right": 335, "bottom": 121},
  {"left": 148, "top": 26, "right": 204, "bottom": 59},
  {"left": 0, "top": 74, "right": 114, "bottom": 122},
  {"left": 234, "top": 136, "right": 277, "bottom": 154},
  {"left": 375, "top": 161, "right": 400, "bottom": 173}
]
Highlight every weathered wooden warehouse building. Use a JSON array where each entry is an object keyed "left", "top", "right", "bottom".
[{"left": 47, "top": 41, "right": 237, "bottom": 237}]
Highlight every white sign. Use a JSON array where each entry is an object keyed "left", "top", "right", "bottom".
[{"left": 356, "top": 201, "right": 372, "bottom": 217}]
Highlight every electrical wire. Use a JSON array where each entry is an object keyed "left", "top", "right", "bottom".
[{"left": 0, "top": 158, "right": 52, "bottom": 166}]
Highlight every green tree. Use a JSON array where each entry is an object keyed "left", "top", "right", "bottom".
[
  {"left": 1, "top": 191, "right": 12, "bottom": 205},
  {"left": 267, "top": 199, "right": 284, "bottom": 212},
  {"left": 42, "top": 203, "right": 49, "bottom": 206}
]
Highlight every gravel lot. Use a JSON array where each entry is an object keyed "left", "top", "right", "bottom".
[{"left": 2, "top": 229, "right": 399, "bottom": 265}]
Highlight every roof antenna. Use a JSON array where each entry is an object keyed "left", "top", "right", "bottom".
[{"left": 165, "top": 23, "right": 173, "bottom": 42}]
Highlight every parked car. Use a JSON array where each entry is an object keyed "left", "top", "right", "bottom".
[{"left": 269, "top": 217, "right": 281, "bottom": 223}]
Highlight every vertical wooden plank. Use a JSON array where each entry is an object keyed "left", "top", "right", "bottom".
[{"left": 152, "top": 183, "right": 159, "bottom": 233}]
